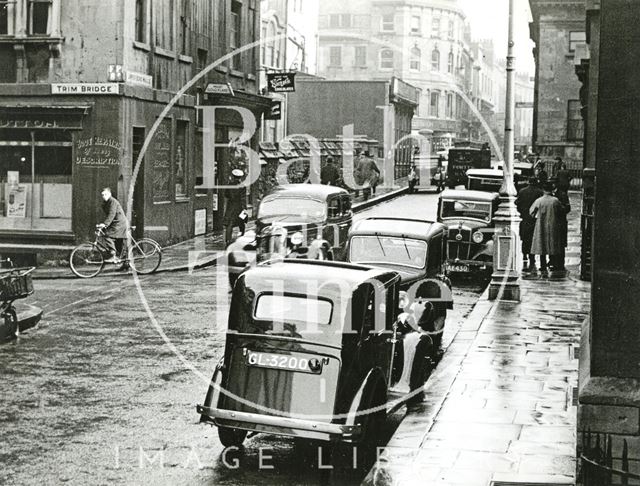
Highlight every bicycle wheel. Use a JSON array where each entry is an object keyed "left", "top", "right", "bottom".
[
  {"left": 70, "top": 243, "right": 104, "bottom": 278},
  {"left": 128, "top": 238, "right": 162, "bottom": 274}
]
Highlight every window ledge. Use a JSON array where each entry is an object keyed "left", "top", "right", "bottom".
[
  {"left": 153, "top": 200, "right": 172, "bottom": 205},
  {"left": 215, "top": 65, "right": 229, "bottom": 74},
  {"left": 133, "top": 41, "right": 151, "bottom": 52},
  {"left": 230, "top": 69, "right": 244, "bottom": 78},
  {"left": 247, "top": 73, "right": 256, "bottom": 80},
  {"left": 178, "top": 54, "right": 193, "bottom": 63},
  {"left": 155, "top": 46, "right": 176, "bottom": 59},
  {"left": 0, "top": 35, "right": 63, "bottom": 44},
  {"left": 175, "top": 197, "right": 190, "bottom": 203}
]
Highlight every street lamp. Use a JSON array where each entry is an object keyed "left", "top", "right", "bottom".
[{"left": 488, "top": 0, "right": 521, "bottom": 301}]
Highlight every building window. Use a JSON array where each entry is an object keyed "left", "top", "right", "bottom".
[
  {"left": 28, "top": 0, "right": 51, "bottom": 35},
  {"left": 355, "top": 45, "right": 367, "bottom": 66},
  {"left": 154, "top": 0, "right": 174, "bottom": 50},
  {"left": 447, "top": 52, "right": 454, "bottom": 73},
  {"left": 569, "top": 31, "right": 586, "bottom": 52},
  {"left": 175, "top": 120, "right": 188, "bottom": 199},
  {"left": 410, "top": 15, "right": 420, "bottom": 34},
  {"left": 446, "top": 93, "right": 453, "bottom": 117},
  {"left": 265, "top": 20, "right": 276, "bottom": 66},
  {"left": 430, "top": 92, "right": 440, "bottom": 117},
  {"left": 329, "top": 46, "right": 342, "bottom": 67},
  {"left": 410, "top": 47, "right": 420, "bottom": 71},
  {"left": 135, "top": 0, "right": 146, "bottom": 42},
  {"left": 448, "top": 19, "right": 454, "bottom": 38},
  {"left": 179, "top": 0, "right": 190, "bottom": 54},
  {"left": 381, "top": 13, "right": 394, "bottom": 32},
  {"left": 197, "top": 48, "right": 207, "bottom": 73},
  {"left": 567, "top": 100, "right": 584, "bottom": 141},
  {"left": 431, "top": 48, "right": 440, "bottom": 71},
  {"left": 431, "top": 17, "right": 440, "bottom": 37},
  {"left": 230, "top": 1, "right": 242, "bottom": 69},
  {"left": 379, "top": 48, "right": 393, "bottom": 69},
  {"left": 329, "top": 13, "right": 352, "bottom": 28},
  {"left": 0, "top": 0, "right": 12, "bottom": 35}
]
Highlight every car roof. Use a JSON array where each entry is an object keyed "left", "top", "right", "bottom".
[
  {"left": 240, "top": 260, "right": 399, "bottom": 298},
  {"left": 350, "top": 217, "right": 446, "bottom": 239},
  {"left": 264, "top": 184, "right": 349, "bottom": 201},
  {"left": 439, "top": 189, "right": 500, "bottom": 201}
]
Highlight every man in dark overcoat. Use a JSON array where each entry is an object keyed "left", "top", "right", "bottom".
[
  {"left": 516, "top": 177, "right": 544, "bottom": 271},
  {"left": 98, "top": 187, "right": 129, "bottom": 263},
  {"left": 223, "top": 169, "right": 247, "bottom": 247},
  {"left": 530, "top": 182, "right": 565, "bottom": 274}
]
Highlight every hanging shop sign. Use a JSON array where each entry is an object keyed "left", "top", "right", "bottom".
[
  {"left": 205, "top": 83, "right": 234, "bottom": 95},
  {"left": 266, "top": 72, "right": 296, "bottom": 93},
  {"left": 264, "top": 100, "right": 282, "bottom": 120}
]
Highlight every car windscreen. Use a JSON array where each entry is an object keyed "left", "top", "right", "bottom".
[
  {"left": 440, "top": 200, "right": 491, "bottom": 221},
  {"left": 349, "top": 236, "right": 427, "bottom": 269},
  {"left": 254, "top": 294, "right": 333, "bottom": 326},
  {"left": 258, "top": 197, "right": 326, "bottom": 223}
]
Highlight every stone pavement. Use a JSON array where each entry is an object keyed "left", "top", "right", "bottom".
[
  {"left": 364, "top": 192, "right": 590, "bottom": 486},
  {"left": 32, "top": 183, "right": 409, "bottom": 279}
]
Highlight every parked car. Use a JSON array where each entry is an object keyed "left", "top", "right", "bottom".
[
  {"left": 197, "top": 260, "right": 440, "bottom": 456},
  {"left": 345, "top": 217, "right": 453, "bottom": 350},
  {"left": 445, "top": 147, "right": 491, "bottom": 188},
  {"left": 466, "top": 167, "right": 528, "bottom": 193},
  {"left": 226, "top": 184, "right": 353, "bottom": 287},
  {"left": 437, "top": 189, "right": 501, "bottom": 275}
]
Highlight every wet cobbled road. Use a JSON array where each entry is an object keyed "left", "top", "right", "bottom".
[{"left": 0, "top": 194, "right": 486, "bottom": 486}]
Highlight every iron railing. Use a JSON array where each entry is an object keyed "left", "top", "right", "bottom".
[{"left": 581, "top": 431, "right": 640, "bottom": 485}]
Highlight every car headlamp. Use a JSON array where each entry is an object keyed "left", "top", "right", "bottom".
[
  {"left": 399, "top": 291, "right": 409, "bottom": 309},
  {"left": 472, "top": 231, "right": 484, "bottom": 244},
  {"left": 290, "top": 232, "right": 304, "bottom": 246}
]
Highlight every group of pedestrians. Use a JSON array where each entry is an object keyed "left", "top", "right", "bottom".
[{"left": 516, "top": 163, "right": 571, "bottom": 277}]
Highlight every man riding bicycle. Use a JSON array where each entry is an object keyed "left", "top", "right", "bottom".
[{"left": 97, "top": 187, "right": 129, "bottom": 268}]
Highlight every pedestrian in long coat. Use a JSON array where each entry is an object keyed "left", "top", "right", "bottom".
[
  {"left": 552, "top": 181, "right": 571, "bottom": 271},
  {"left": 530, "top": 182, "right": 564, "bottom": 271},
  {"left": 223, "top": 169, "right": 247, "bottom": 247},
  {"left": 99, "top": 187, "right": 129, "bottom": 263},
  {"left": 516, "top": 177, "right": 543, "bottom": 270}
]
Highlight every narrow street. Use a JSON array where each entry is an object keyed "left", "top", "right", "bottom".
[{"left": 0, "top": 193, "right": 487, "bottom": 485}]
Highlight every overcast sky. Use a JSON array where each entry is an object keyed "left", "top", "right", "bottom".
[{"left": 459, "top": 0, "right": 535, "bottom": 75}]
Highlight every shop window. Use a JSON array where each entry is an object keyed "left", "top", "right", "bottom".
[
  {"left": 0, "top": 129, "right": 72, "bottom": 232},
  {"left": 379, "top": 48, "right": 393, "bottom": 70},
  {"left": 28, "top": 0, "right": 51, "bottom": 35},
  {"left": 175, "top": 120, "right": 188, "bottom": 199},
  {"left": 135, "top": 0, "right": 146, "bottom": 43},
  {"left": 355, "top": 46, "right": 366, "bottom": 67}
]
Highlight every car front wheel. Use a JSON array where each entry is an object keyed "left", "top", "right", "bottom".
[{"left": 218, "top": 426, "right": 247, "bottom": 448}]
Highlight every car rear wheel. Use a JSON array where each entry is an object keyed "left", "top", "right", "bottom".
[{"left": 218, "top": 426, "right": 247, "bottom": 448}]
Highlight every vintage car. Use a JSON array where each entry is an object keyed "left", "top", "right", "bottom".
[
  {"left": 226, "top": 184, "right": 353, "bottom": 286},
  {"left": 345, "top": 217, "right": 453, "bottom": 350},
  {"left": 467, "top": 167, "right": 528, "bottom": 193},
  {"left": 197, "top": 260, "right": 440, "bottom": 454},
  {"left": 437, "top": 189, "right": 501, "bottom": 275}
]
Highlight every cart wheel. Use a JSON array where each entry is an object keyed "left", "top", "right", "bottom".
[
  {"left": 70, "top": 243, "right": 104, "bottom": 278},
  {"left": 218, "top": 427, "right": 247, "bottom": 448},
  {"left": 4, "top": 307, "right": 18, "bottom": 339}
]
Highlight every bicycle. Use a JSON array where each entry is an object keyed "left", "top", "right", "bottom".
[{"left": 69, "top": 226, "right": 162, "bottom": 278}]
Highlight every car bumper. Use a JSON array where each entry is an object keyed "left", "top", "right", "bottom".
[{"left": 196, "top": 405, "right": 360, "bottom": 442}]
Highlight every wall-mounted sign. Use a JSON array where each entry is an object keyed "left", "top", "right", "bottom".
[
  {"left": 264, "top": 100, "right": 282, "bottom": 120},
  {"left": 125, "top": 70, "right": 153, "bottom": 88},
  {"left": 75, "top": 136, "right": 122, "bottom": 168},
  {"left": 266, "top": 72, "right": 296, "bottom": 92},
  {"left": 194, "top": 209, "right": 206, "bottom": 236},
  {"left": 108, "top": 64, "right": 124, "bottom": 82},
  {"left": 52, "top": 83, "right": 121, "bottom": 95},
  {"left": 205, "top": 83, "right": 234, "bottom": 95},
  {"left": 212, "top": 193, "right": 218, "bottom": 211},
  {"left": 515, "top": 101, "right": 534, "bottom": 109}
]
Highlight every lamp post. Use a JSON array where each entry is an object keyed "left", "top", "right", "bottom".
[{"left": 488, "top": 0, "right": 521, "bottom": 301}]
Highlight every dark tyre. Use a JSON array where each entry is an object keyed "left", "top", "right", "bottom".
[
  {"left": 218, "top": 426, "right": 247, "bottom": 448},
  {"left": 3, "top": 306, "right": 18, "bottom": 339},
  {"left": 70, "top": 243, "right": 104, "bottom": 278},
  {"left": 129, "top": 238, "right": 162, "bottom": 274}
]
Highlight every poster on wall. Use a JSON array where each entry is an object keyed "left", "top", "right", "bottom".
[
  {"left": 194, "top": 209, "right": 206, "bottom": 236},
  {"left": 150, "top": 120, "right": 172, "bottom": 201},
  {"left": 212, "top": 193, "right": 218, "bottom": 212},
  {"left": 6, "top": 185, "right": 27, "bottom": 218}
]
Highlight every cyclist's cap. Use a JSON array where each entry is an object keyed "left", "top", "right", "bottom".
[{"left": 232, "top": 169, "right": 244, "bottom": 177}]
